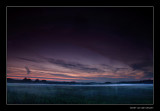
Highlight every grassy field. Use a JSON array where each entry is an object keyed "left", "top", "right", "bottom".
[{"left": 7, "top": 83, "right": 153, "bottom": 104}]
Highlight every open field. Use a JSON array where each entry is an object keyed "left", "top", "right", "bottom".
[{"left": 7, "top": 83, "right": 153, "bottom": 104}]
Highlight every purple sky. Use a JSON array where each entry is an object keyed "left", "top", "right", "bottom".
[{"left": 7, "top": 7, "right": 153, "bottom": 82}]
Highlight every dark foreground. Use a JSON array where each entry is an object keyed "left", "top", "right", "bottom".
[{"left": 7, "top": 83, "right": 153, "bottom": 104}]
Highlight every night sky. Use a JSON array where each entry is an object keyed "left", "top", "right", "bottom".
[{"left": 7, "top": 7, "right": 153, "bottom": 82}]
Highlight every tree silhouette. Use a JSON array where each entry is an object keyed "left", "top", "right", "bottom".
[
  {"left": 35, "top": 79, "right": 40, "bottom": 83},
  {"left": 41, "top": 80, "right": 47, "bottom": 83},
  {"left": 23, "top": 77, "right": 32, "bottom": 82}
]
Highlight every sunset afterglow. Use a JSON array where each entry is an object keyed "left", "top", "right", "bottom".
[{"left": 7, "top": 7, "right": 153, "bottom": 82}]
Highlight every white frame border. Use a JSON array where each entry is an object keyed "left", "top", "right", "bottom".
[{"left": 6, "top": 6, "right": 154, "bottom": 106}]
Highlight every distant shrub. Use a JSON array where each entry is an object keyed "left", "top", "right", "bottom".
[
  {"left": 22, "top": 77, "right": 32, "bottom": 82},
  {"left": 41, "top": 80, "right": 47, "bottom": 83},
  {"left": 35, "top": 79, "right": 40, "bottom": 82}
]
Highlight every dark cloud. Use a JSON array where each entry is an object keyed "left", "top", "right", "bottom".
[
  {"left": 17, "top": 57, "right": 42, "bottom": 63},
  {"left": 143, "top": 72, "right": 153, "bottom": 78},
  {"left": 44, "top": 57, "right": 105, "bottom": 73},
  {"left": 130, "top": 59, "right": 153, "bottom": 79},
  {"left": 50, "top": 74, "right": 77, "bottom": 78},
  {"left": 114, "top": 68, "right": 129, "bottom": 72},
  {"left": 25, "top": 66, "right": 31, "bottom": 74},
  {"left": 102, "top": 64, "right": 128, "bottom": 73},
  {"left": 130, "top": 60, "right": 153, "bottom": 71}
]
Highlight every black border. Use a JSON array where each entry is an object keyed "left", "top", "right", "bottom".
[{"left": 1, "top": 0, "right": 159, "bottom": 110}]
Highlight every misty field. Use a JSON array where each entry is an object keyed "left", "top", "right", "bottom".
[{"left": 7, "top": 83, "right": 153, "bottom": 104}]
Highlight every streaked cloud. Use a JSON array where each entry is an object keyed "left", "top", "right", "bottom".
[{"left": 44, "top": 57, "right": 105, "bottom": 73}]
